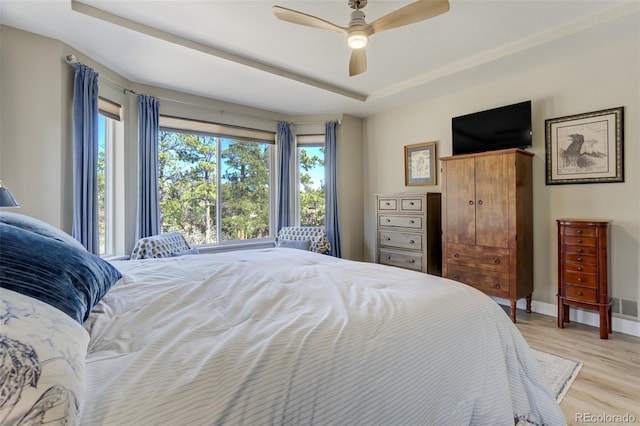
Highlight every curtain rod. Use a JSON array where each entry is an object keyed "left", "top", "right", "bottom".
[
  {"left": 66, "top": 54, "right": 139, "bottom": 96},
  {"left": 292, "top": 120, "right": 342, "bottom": 125}
]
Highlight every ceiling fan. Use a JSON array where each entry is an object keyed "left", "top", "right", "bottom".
[{"left": 273, "top": 0, "right": 450, "bottom": 77}]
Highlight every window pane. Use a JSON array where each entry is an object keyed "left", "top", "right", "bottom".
[
  {"left": 299, "top": 146, "right": 325, "bottom": 226},
  {"left": 158, "top": 128, "right": 272, "bottom": 245},
  {"left": 158, "top": 130, "right": 218, "bottom": 245},
  {"left": 97, "top": 115, "right": 107, "bottom": 254},
  {"left": 220, "top": 138, "right": 271, "bottom": 241}
]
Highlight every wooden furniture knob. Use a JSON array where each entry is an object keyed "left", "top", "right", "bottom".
[
  {"left": 493, "top": 282, "right": 501, "bottom": 289},
  {"left": 468, "top": 200, "right": 474, "bottom": 205},
  {"left": 453, "top": 274, "right": 460, "bottom": 279},
  {"left": 577, "top": 291, "right": 584, "bottom": 296},
  {"left": 577, "top": 257, "right": 583, "bottom": 262},
  {"left": 494, "top": 258, "right": 501, "bottom": 264},
  {"left": 578, "top": 278, "right": 583, "bottom": 282},
  {"left": 477, "top": 200, "right": 483, "bottom": 205},
  {"left": 454, "top": 253, "right": 459, "bottom": 258}
]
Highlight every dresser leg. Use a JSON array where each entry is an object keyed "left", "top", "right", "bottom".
[
  {"left": 510, "top": 300, "right": 517, "bottom": 323},
  {"left": 608, "top": 305, "right": 612, "bottom": 333},
  {"left": 563, "top": 304, "right": 570, "bottom": 324},
  {"left": 525, "top": 293, "right": 532, "bottom": 313}
]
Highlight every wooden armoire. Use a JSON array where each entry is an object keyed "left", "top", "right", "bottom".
[{"left": 441, "top": 148, "right": 533, "bottom": 322}]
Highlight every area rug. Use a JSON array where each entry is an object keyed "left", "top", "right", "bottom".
[{"left": 532, "top": 348, "right": 583, "bottom": 403}]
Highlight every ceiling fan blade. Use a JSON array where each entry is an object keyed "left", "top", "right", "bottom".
[
  {"left": 349, "top": 48, "right": 367, "bottom": 77},
  {"left": 273, "top": 6, "right": 347, "bottom": 33},
  {"left": 369, "top": 0, "right": 449, "bottom": 35}
]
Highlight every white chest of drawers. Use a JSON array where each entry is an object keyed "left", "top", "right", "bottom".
[{"left": 375, "top": 193, "right": 441, "bottom": 275}]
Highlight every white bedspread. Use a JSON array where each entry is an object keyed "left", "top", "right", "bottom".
[{"left": 81, "top": 248, "right": 565, "bottom": 425}]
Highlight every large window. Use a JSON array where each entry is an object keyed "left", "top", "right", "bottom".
[
  {"left": 296, "top": 135, "right": 325, "bottom": 227},
  {"left": 158, "top": 117, "right": 275, "bottom": 245}
]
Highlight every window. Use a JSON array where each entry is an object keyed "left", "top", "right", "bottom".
[
  {"left": 97, "top": 97, "right": 120, "bottom": 256},
  {"left": 296, "top": 134, "right": 325, "bottom": 227},
  {"left": 158, "top": 116, "right": 275, "bottom": 246}
]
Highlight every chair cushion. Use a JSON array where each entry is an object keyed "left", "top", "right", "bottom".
[
  {"left": 276, "top": 227, "right": 330, "bottom": 254},
  {"left": 130, "top": 232, "right": 191, "bottom": 260},
  {"left": 277, "top": 239, "right": 312, "bottom": 251}
]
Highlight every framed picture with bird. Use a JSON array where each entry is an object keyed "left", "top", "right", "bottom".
[{"left": 545, "top": 106, "right": 624, "bottom": 185}]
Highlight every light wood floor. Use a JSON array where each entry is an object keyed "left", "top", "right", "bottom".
[{"left": 511, "top": 309, "right": 640, "bottom": 425}]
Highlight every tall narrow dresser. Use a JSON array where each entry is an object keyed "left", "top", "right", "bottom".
[{"left": 557, "top": 219, "right": 612, "bottom": 339}]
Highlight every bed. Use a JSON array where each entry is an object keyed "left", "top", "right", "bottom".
[{"left": 0, "top": 213, "right": 565, "bottom": 425}]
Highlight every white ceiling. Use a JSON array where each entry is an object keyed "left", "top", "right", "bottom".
[{"left": 0, "top": 0, "right": 634, "bottom": 117}]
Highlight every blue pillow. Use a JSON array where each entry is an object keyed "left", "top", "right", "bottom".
[
  {"left": 0, "top": 223, "right": 122, "bottom": 323},
  {"left": 277, "top": 239, "right": 312, "bottom": 251},
  {"left": 170, "top": 247, "right": 199, "bottom": 256},
  {"left": 0, "top": 211, "right": 85, "bottom": 250}
]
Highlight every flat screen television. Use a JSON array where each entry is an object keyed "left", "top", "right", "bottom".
[{"left": 452, "top": 100, "right": 532, "bottom": 156}]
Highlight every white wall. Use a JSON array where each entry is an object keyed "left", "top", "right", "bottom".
[
  {"left": 0, "top": 25, "right": 73, "bottom": 230},
  {"left": 363, "top": 12, "right": 639, "bottom": 316}
]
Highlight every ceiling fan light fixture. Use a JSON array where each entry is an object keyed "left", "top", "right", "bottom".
[{"left": 347, "top": 31, "right": 368, "bottom": 49}]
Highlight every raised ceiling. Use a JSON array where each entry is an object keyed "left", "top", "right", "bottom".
[{"left": 0, "top": 0, "right": 635, "bottom": 117}]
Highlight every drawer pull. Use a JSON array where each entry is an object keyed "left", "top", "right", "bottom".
[
  {"left": 577, "top": 248, "right": 583, "bottom": 253},
  {"left": 577, "top": 291, "right": 584, "bottom": 296},
  {"left": 385, "top": 202, "right": 390, "bottom": 206},
  {"left": 494, "top": 258, "right": 501, "bottom": 264},
  {"left": 409, "top": 220, "right": 415, "bottom": 224},
  {"left": 454, "top": 253, "right": 460, "bottom": 258},
  {"left": 477, "top": 200, "right": 483, "bottom": 206},
  {"left": 577, "top": 239, "right": 583, "bottom": 243},
  {"left": 577, "top": 257, "right": 583, "bottom": 262},
  {"left": 409, "top": 202, "right": 414, "bottom": 205},
  {"left": 577, "top": 230, "right": 583, "bottom": 234},
  {"left": 493, "top": 282, "right": 501, "bottom": 289},
  {"left": 386, "top": 219, "right": 391, "bottom": 223},
  {"left": 409, "top": 240, "right": 415, "bottom": 244},
  {"left": 385, "top": 237, "right": 391, "bottom": 241},
  {"left": 468, "top": 200, "right": 474, "bottom": 205},
  {"left": 453, "top": 274, "right": 460, "bottom": 280},
  {"left": 577, "top": 266, "right": 583, "bottom": 271},
  {"left": 408, "top": 259, "right": 415, "bottom": 264},
  {"left": 577, "top": 278, "right": 583, "bottom": 283},
  {"left": 386, "top": 256, "right": 391, "bottom": 260}
]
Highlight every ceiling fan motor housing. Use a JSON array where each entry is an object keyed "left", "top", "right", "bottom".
[{"left": 347, "top": 10, "right": 370, "bottom": 49}]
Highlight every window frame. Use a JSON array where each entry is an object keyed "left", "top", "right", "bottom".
[
  {"left": 295, "top": 134, "right": 325, "bottom": 227},
  {"left": 98, "top": 97, "right": 123, "bottom": 257}
]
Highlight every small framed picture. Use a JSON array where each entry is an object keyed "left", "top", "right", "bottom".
[
  {"left": 405, "top": 141, "right": 437, "bottom": 186},
  {"left": 545, "top": 107, "right": 624, "bottom": 185}
]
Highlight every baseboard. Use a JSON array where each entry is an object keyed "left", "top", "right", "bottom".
[{"left": 492, "top": 297, "right": 640, "bottom": 338}]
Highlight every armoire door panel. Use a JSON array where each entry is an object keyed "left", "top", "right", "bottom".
[
  {"left": 444, "top": 158, "right": 475, "bottom": 244},
  {"left": 475, "top": 154, "right": 510, "bottom": 248}
]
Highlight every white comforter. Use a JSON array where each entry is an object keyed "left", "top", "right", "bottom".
[{"left": 81, "top": 248, "right": 564, "bottom": 425}]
